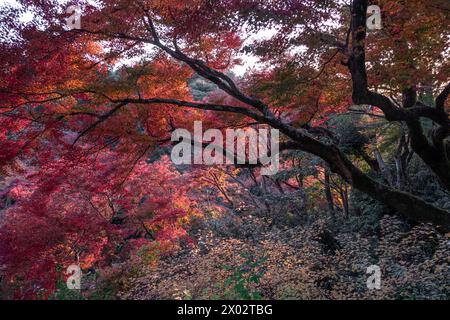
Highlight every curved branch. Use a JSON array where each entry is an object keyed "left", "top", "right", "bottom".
[{"left": 436, "top": 83, "right": 450, "bottom": 111}]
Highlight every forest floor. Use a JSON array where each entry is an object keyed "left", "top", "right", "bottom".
[{"left": 111, "top": 213, "right": 449, "bottom": 300}]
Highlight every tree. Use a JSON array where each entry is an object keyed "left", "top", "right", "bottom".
[{"left": 0, "top": 0, "right": 449, "bottom": 232}]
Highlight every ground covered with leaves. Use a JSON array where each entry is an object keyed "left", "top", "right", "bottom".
[{"left": 95, "top": 212, "right": 449, "bottom": 300}]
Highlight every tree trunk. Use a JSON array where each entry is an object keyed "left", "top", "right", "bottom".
[
  {"left": 324, "top": 170, "right": 335, "bottom": 214},
  {"left": 373, "top": 147, "right": 393, "bottom": 186},
  {"left": 394, "top": 157, "right": 403, "bottom": 190},
  {"left": 408, "top": 119, "right": 450, "bottom": 192},
  {"left": 359, "top": 150, "right": 380, "bottom": 172},
  {"left": 341, "top": 184, "right": 349, "bottom": 217}
]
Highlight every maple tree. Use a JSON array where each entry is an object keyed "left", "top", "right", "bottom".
[{"left": 0, "top": 0, "right": 449, "bottom": 299}]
